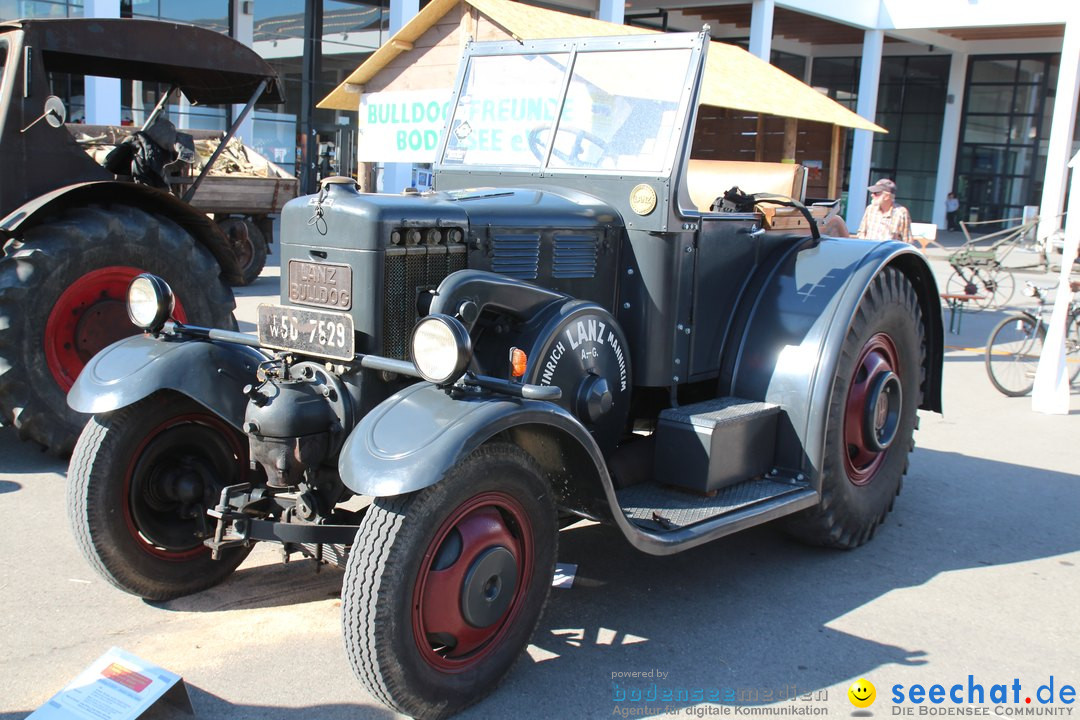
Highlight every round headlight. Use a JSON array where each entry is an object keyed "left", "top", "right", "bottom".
[
  {"left": 410, "top": 314, "right": 472, "bottom": 385},
  {"left": 127, "top": 274, "right": 175, "bottom": 331}
]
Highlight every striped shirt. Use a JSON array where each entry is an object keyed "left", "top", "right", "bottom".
[{"left": 856, "top": 203, "right": 913, "bottom": 244}]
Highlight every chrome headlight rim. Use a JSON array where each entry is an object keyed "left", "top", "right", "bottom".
[
  {"left": 126, "top": 273, "right": 175, "bottom": 332},
  {"left": 410, "top": 314, "right": 472, "bottom": 385}
]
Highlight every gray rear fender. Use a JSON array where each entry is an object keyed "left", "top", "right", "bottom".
[
  {"left": 726, "top": 238, "right": 944, "bottom": 486},
  {"left": 67, "top": 334, "right": 266, "bottom": 429},
  {"left": 338, "top": 382, "right": 613, "bottom": 516}
]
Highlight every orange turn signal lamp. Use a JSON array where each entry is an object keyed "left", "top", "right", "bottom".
[{"left": 510, "top": 347, "right": 527, "bottom": 378}]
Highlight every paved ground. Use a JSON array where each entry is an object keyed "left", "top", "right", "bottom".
[{"left": 1, "top": 241, "right": 1078, "bottom": 720}]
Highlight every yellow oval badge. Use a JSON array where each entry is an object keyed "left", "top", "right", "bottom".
[{"left": 629, "top": 184, "right": 657, "bottom": 216}]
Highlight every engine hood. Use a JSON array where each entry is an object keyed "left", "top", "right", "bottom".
[{"left": 280, "top": 183, "right": 624, "bottom": 252}]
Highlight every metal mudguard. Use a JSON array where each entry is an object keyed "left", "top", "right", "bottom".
[
  {"left": 67, "top": 334, "right": 265, "bottom": 428},
  {"left": 0, "top": 182, "right": 243, "bottom": 283},
  {"left": 338, "top": 382, "right": 606, "bottom": 497},
  {"left": 724, "top": 237, "right": 944, "bottom": 482}
]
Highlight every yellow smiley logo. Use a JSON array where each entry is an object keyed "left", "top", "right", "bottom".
[{"left": 848, "top": 678, "right": 876, "bottom": 708}]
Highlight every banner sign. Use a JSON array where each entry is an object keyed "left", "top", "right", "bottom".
[{"left": 358, "top": 89, "right": 453, "bottom": 163}]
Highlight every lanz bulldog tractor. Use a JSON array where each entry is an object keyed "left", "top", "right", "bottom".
[{"left": 67, "top": 32, "right": 943, "bottom": 719}]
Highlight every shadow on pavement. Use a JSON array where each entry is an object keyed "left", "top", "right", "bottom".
[
  {"left": 459, "top": 447, "right": 1078, "bottom": 718},
  {"left": 0, "top": 426, "right": 67, "bottom": 477},
  {"left": 154, "top": 557, "right": 344, "bottom": 613},
  {"left": 181, "top": 687, "right": 398, "bottom": 720}
]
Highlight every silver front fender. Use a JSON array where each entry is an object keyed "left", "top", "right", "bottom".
[
  {"left": 68, "top": 334, "right": 266, "bottom": 429},
  {"left": 338, "top": 382, "right": 608, "bottom": 497}
]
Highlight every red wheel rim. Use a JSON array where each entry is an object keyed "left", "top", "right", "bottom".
[
  {"left": 44, "top": 266, "right": 188, "bottom": 391},
  {"left": 122, "top": 412, "right": 245, "bottom": 561},
  {"left": 843, "top": 333, "right": 902, "bottom": 486},
  {"left": 412, "top": 492, "right": 534, "bottom": 673}
]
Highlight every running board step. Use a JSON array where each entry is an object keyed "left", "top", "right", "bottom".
[
  {"left": 654, "top": 397, "right": 781, "bottom": 494},
  {"left": 616, "top": 477, "right": 812, "bottom": 533}
]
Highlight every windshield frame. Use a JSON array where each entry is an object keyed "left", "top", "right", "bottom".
[{"left": 434, "top": 32, "right": 707, "bottom": 180}]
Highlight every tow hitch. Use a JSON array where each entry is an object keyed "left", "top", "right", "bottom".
[{"left": 206, "top": 483, "right": 361, "bottom": 563}]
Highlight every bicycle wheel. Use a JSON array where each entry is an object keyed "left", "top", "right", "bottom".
[
  {"left": 1068, "top": 311, "right": 1080, "bottom": 385},
  {"left": 985, "top": 313, "right": 1044, "bottom": 396},
  {"left": 945, "top": 270, "right": 980, "bottom": 301},
  {"left": 980, "top": 267, "right": 1015, "bottom": 309}
]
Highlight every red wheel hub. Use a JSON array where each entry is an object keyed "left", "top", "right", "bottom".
[
  {"left": 44, "top": 266, "right": 187, "bottom": 390},
  {"left": 123, "top": 412, "right": 245, "bottom": 561},
  {"left": 843, "top": 333, "right": 903, "bottom": 486},
  {"left": 412, "top": 492, "right": 534, "bottom": 672}
]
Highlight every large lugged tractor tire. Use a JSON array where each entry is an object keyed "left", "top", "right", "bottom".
[
  {"left": 0, "top": 205, "right": 236, "bottom": 455},
  {"left": 68, "top": 391, "right": 252, "bottom": 601},
  {"left": 784, "top": 267, "right": 926, "bottom": 549},
  {"left": 342, "top": 444, "right": 557, "bottom": 720}
]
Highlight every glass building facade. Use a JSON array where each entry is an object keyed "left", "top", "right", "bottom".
[
  {"left": 955, "top": 55, "right": 1057, "bottom": 225},
  {"left": 811, "top": 55, "right": 950, "bottom": 222}
]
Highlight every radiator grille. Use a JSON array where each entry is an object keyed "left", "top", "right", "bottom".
[
  {"left": 383, "top": 244, "right": 466, "bottom": 360},
  {"left": 491, "top": 233, "right": 540, "bottom": 280},
  {"left": 553, "top": 234, "right": 598, "bottom": 279}
]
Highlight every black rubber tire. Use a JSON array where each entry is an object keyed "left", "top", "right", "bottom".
[
  {"left": 68, "top": 391, "right": 251, "bottom": 601},
  {"left": 0, "top": 205, "right": 236, "bottom": 455},
  {"left": 784, "top": 268, "right": 925, "bottom": 549},
  {"left": 985, "top": 313, "right": 1043, "bottom": 397},
  {"left": 219, "top": 217, "right": 268, "bottom": 286},
  {"left": 342, "top": 443, "right": 557, "bottom": 720}
]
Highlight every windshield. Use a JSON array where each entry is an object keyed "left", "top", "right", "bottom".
[{"left": 440, "top": 46, "right": 695, "bottom": 174}]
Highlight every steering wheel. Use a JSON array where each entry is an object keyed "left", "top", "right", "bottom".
[{"left": 527, "top": 125, "right": 609, "bottom": 167}]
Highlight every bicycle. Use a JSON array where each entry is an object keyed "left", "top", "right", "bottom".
[
  {"left": 946, "top": 257, "right": 1015, "bottom": 310},
  {"left": 945, "top": 217, "right": 1033, "bottom": 310},
  {"left": 984, "top": 281, "right": 1080, "bottom": 397}
]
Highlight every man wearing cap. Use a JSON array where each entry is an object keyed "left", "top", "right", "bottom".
[{"left": 856, "top": 178, "right": 913, "bottom": 244}]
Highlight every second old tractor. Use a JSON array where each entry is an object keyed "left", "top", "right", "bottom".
[
  {"left": 66, "top": 31, "right": 943, "bottom": 720},
  {"left": 0, "top": 18, "right": 285, "bottom": 454}
]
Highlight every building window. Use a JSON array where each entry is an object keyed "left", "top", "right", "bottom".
[
  {"left": 812, "top": 55, "right": 949, "bottom": 222},
  {"left": 870, "top": 55, "right": 950, "bottom": 222},
  {"left": 956, "top": 55, "right": 1055, "bottom": 226},
  {"left": 122, "top": 0, "right": 228, "bottom": 33},
  {"left": 1, "top": 0, "right": 84, "bottom": 18}
]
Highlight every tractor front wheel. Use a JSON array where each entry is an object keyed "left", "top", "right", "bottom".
[
  {"left": 68, "top": 391, "right": 252, "bottom": 601},
  {"left": 342, "top": 444, "right": 557, "bottom": 720}
]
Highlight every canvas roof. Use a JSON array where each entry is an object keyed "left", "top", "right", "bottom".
[{"left": 318, "top": 0, "right": 884, "bottom": 133}]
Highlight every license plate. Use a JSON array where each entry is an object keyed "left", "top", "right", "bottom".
[
  {"left": 257, "top": 304, "right": 355, "bottom": 361},
  {"left": 287, "top": 260, "right": 352, "bottom": 310}
]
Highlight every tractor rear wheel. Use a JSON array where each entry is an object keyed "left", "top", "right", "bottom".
[
  {"left": 784, "top": 267, "right": 925, "bottom": 548},
  {"left": 0, "top": 205, "right": 236, "bottom": 455}
]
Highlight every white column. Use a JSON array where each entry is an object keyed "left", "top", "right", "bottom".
[
  {"left": 383, "top": 0, "right": 421, "bottom": 193},
  {"left": 1038, "top": 16, "right": 1080, "bottom": 248},
  {"left": 389, "top": 0, "right": 419, "bottom": 34},
  {"left": 932, "top": 52, "right": 967, "bottom": 228},
  {"left": 231, "top": 0, "right": 256, "bottom": 143},
  {"left": 748, "top": 0, "right": 774, "bottom": 61},
  {"left": 84, "top": 0, "right": 120, "bottom": 125},
  {"left": 846, "top": 29, "right": 884, "bottom": 230},
  {"left": 597, "top": 0, "right": 624, "bottom": 25}
]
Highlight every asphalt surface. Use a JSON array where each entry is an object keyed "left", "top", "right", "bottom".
[{"left": 2, "top": 236, "right": 1078, "bottom": 720}]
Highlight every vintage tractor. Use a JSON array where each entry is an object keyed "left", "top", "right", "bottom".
[
  {"left": 0, "top": 18, "right": 284, "bottom": 454},
  {"left": 66, "top": 32, "right": 943, "bottom": 719}
]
